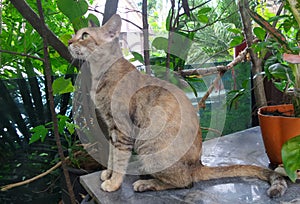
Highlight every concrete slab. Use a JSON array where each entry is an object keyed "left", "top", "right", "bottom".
[{"left": 80, "top": 127, "right": 300, "bottom": 204}]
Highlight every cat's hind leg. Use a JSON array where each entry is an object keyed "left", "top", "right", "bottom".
[{"left": 133, "top": 165, "right": 193, "bottom": 192}]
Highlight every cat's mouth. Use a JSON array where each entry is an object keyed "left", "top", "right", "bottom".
[{"left": 68, "top": 45, "right": 85, "bottom": 59}]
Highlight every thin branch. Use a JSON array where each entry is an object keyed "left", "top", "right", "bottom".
[
  {"left": 1, "top": 160, "right": 62, "bottom": 191},
  {"left": 121, "top": 17, "right": 143, "bottom": 30},
  {"left": 89, "top": 7, "right": 143, "bottom": 30},
  {"left": 178, "top": 0, "right": 211, "bottom": 18},
  {"left": 36, "top": 1, "right": 76, "bottom": 203},
  {"left": 198, "top": 72, "right": 223, "bottom": 109},
  {"left": 181, "top": 8, "right": 239, "bottom": 33},
  {"left": 200, "top": 126, "right": 222, "bottom": 136},
  {"left": 180, "top": 46, "right": 248, "bottom": 77},
  {"left": 0, "top": 49, "right": 44, "bottom": 61},
  {"left": 179, "top": 47, "right": 248, "bottom": 109}
]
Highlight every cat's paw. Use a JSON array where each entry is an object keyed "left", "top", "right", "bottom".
[
  {"left": 133, "top": 180, "right": 157, "bottom": 192},
  {"left": 267, "top": 179, "right": 287, "bottom": 198},
  {"left": 100, "top": 170, "right": 112, "bottom": 181},
  {"left": 101, "top": 179, "right": 121, "bottom": 192}
]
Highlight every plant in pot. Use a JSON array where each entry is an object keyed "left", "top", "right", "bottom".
[{"left": 248, "top": 0, "right": 300, "bottom": 182}]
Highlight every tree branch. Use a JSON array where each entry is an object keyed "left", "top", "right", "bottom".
[
  {"left": 0, "top": 49, "right": 44, "bottom": 61},
  {"left": 181, "top": 48, "right": 248, "bottom": 109},
  {"left": 102, "top": 0, "right": 119, "bottom": 25}
]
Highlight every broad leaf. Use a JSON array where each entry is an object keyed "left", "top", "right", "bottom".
[
  {"left": 131, "top": 51, "right": 144, "bottom": 64},
  {"left": 253, "top": 27, "right": 266, "bottom": 41},
  {"left": 267, "top": 63, "right": 294, "bottom": 81},
  {"left": 198, "top": 7, "right": 212, "bottom": 14},
  {"left": 282, "top": 135, "right": 300, "bottom": 182},
  {"left": 229, "top": 36, "right": 244, "bottom": 47},
  {"left": 197, "top": 14, "right": 209, "bottom": 23},
  {"left": 52, "top": 77, "right": 75, "bottom": 95},
  {"left": 152, "top": 37, "right": 168, "bottom": 52},
  {"left": 87, "top": 14, "right": 100, "bottom": 27},
  {"left": 29, "top": 125, "right": 48, "bottom": 144},
  {"left": 57, "top": 0, "right": 88, "bottom": 22}
]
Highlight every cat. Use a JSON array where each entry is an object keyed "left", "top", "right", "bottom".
[{"left": 68, "top": 14, "right": 287, "bottom": 198}]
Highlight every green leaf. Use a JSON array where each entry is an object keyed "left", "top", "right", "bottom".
[
  {"left": 229, "top": 36, "right": 244, "bottom": 47},
  {"left": 57, "top": 0, "right": 88, "bottom": 22},
  {"left": 131, "top": 51, "right": 144, "bottom": 64},
  {"left": 152, "top": 37, "right": 168, "bottom": 52},
  {"left": 197, "top": 14, "right": 209, "bottom": 23},
  {"left": 228, "top": 28, "right": 242, "bottom": 35},
  {"left": 60, "top": 34, "right": 72, "bottom": 46},
  {"left": 282, "top": 135, "right": 300, "bottom": 182},
  {"left": 29, "top": 125, "right": 48, "bottom": 144},
  {"left": 66, "top": 121, "right": 78, "bottom": 135},
  {"left": 247, "top": 8, "right": 290, "bottom": 52},
  {"left": 198, "top": 7, "right": 212, "bottom": 14},
  {"left": 52, "top": 77, "right": 74, "bottom": 95},
  {"left": 267, "top": 63, "right": 293, "bottom": 80},
  {"left": 87, "top": 14, "right": 100, "bottom": 27},
  {"left": 72, "top": 16, "right": 88, "bottom": 30},
  {"left": 57, "top": 114, "right": 69, "bottom": 134},
  {"left": 166, "top": 9, "right": 172, "bottom": 31},
  {"left": 253, "top": 27, "right": 266, "bottom": 41}
]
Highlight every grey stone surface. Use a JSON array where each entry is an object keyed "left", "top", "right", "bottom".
[{"left": 80, "top": 127, "right": 300, "bottom": 204}]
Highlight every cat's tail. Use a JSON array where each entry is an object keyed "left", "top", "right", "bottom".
[{"left": 191, "top": 164, "right": 287, "bottom": 198}]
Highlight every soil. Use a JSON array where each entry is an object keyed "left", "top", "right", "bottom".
[{"left": 261, "top": 110, "right": 295, "bottom": 117}]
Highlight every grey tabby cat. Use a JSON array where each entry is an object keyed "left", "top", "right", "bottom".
[{"left": 68, "top": 14, "right": 287, "bottom": 197}]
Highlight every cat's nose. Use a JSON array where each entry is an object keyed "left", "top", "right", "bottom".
[{"left": 68, "top": 40, "right": 73, "bottom": 46}]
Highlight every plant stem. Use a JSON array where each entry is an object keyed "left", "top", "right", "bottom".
[
  {"left": 36, "top": 1, "right": 76, "bottom": 203},
  {"left": 293, "top": 64, "right": 300, "bottom": 117},
  {"left": 287, "top": 0, "right": 300, "bottom": 117}
]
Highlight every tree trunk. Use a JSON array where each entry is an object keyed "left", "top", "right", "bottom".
[
  {"left": 102, "top": 0, "right": 119, "bottom": 25},
  {"left": 238, "top": 0, "right": 267, "bottom": 109},
  {"left": 142, "top": 0, "right": 151, "bottom": 75}
]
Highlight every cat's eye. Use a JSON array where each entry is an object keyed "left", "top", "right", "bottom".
[{"left": 81, "top": 32, "right": 89, "bottom": 40}]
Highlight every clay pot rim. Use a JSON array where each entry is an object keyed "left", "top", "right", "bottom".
[{"left": 258, "top": 104, "right": 295, "bottom": 119}]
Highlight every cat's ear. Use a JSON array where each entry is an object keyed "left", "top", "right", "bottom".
[
  {"left": 103, "top": 14, "right": 122, "bottom": 40},
  {"left": 88, "top": 20, "right": 97, "bottom": 27}
]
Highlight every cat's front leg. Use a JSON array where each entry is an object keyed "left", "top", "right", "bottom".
[
  {"left": 100, "top": 143, "right": 113, "bottom": 181},
  {"left": 101, "top": 130, "right": 133, "bottom": 192}
]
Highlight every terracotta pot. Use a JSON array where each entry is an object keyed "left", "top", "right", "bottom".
[{"left": 258, "top": 104, "right": 300, "bottom": 165}]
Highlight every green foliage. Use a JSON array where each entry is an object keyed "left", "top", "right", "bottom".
[
  {"left": 248, "top": 3, "right": 300, "bottom": 94},
  {"left": 29, "top": 125, "right": 49, "bottom": 144},
  {"left": 152, "top": 37, "right": 169, "bottom": 52},
  {"left": 130, "top": 52, "right": 144, "bottom": 64},
  {"left": 282, "top": 135, "right": 300, "bottom": 182},
  {"left": 253, "top": 27, "right": 266, "bottom": 41},
  {"left": 52, "top": 77, "right": 75, "bottom": 95},
  {"left": 57, "top": 0, "right": 88, "bottom": 21}
]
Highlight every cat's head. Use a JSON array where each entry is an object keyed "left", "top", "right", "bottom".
[{"left": 68, "top": 14, "right": 122, "bottom": 60}]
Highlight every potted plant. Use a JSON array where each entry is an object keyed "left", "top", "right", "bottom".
[{"left": 249, "top": 0, "right": 300, "bottom": 181}]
